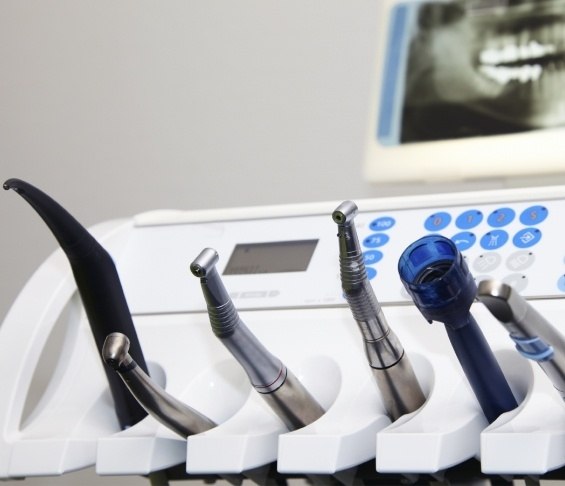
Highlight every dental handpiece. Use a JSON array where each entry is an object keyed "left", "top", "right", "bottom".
[
  {"left": 4, "top": 178, "right": 148, "bottom": 429},
  {"left": 332, "top": 201, "right": 426, "bottom": 420},
  {"left": 102, "top": 332, "right": 217, "bottom": 437},
  {"left": 190, "top": 248, "right": 325, "bottom": 430},
  {"left": 398, "top": 235, "right": 518, "bottom": 423},
  {"left": 478, "top": 279, "right": 565, "bottom": 400}
]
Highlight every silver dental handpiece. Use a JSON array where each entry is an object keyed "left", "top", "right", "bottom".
[
  {"left": 102, "top": 333, "right": 217, "bottom": 437},
  {"left": 333, "top": 201, "right": 426, "bottom": 420},
  {"left": 190, "top": 248, "right": 325, "bottom": 430},
  {"left": 478, "top": 279, "right": 565, "bottom": 400}
]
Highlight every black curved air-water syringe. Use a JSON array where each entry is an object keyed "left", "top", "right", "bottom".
[{"left": 4, "top": 178, "right": 148, "bottom": 429}]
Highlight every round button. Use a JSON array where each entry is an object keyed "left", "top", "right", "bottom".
[
  {"left": 502, "top": 273, "right": 528, "bottom": 293},
  {"left": 473, "top": 252, "right": 502, "bottom": 273},
  {"left": 456, "top": 210, "right": 483, "bottom": 230},
  {"left": 506, "top": 250, "right": 535, "bottom": 272},
  {"left": 558, "top": 275, "right": 565, "bottom": 293},
  {"left": 487, "top": 207, "right": 515, "bottom": 228},
  {"left": 369, "top": 216, "right": 395, "bottom": 231},
  {"left": 363, "top": 233, "right": 390, "bottom": 248},
  {"left": 520, "top": 205, "right": 548, "bottom": 225},
  {"left": 366, "top": 267, "right": 377, "bottom": 280},
  {"left": 513, "top": 228, "right": 542, "bottom": 248},
  {"left": 480, "top": 230, "right": 509, "bottom": 250},
  {"left": 452, "top": 231, "right": 476, "bottom": 251},
  {"left": 424, "top": 212, "right": 451, "bottom": 231},
  {"left": 363, "top": 250, "right": 383, "bottom": 265}
]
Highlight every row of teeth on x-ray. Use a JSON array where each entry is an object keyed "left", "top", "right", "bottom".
[
  {"left": 479, "top": 40, "right": 556, "bottom": 65},
  {"left": 478, "top": 39, "right": 563, "bottom": 84}
]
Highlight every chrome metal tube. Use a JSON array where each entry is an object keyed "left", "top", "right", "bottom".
[
  {"left": 478, "top": 279, "right": 565, "bottom": 399},
  {"left": 103, "top": 333, "right": 216, "bottom": 437},
  {"left": 190, "top": 248, "right": 325, "bottom": 430},
  {"left": 333, "top": 201, "right": 426, "bottom": 420}
]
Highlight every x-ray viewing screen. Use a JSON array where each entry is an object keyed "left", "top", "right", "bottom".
[
  {"left": 378, "top": 0, "right": 565, "bottom": 145},
  {"left": 223, "top": 240, "right": 319, "bottom": 275}
]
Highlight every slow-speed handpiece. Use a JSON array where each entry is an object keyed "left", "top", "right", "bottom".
[
  {"left": 333, "top": 201, "right": 425, "bottom": 420},
  {"left": 478, "top": 279, "right": 565, "bottom": 400},
  {"left": 190, "top": 248, "right": 325, "bottom": 430},
  {"left": 102, "top": 333, "right": 216, "bottom": 437},
  {"left": 4, "top": 178, "right": 148, "bottom": 429},
  {"left": 398, "top": 235, "right": 518, "bottom": 423}
]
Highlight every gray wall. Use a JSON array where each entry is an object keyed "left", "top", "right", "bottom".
[
  {"left": 1, "top": 0, "right": 383, "bottom": 325},
  {"left": 2, "top": 2, "right": 564, "bottom": 484}
]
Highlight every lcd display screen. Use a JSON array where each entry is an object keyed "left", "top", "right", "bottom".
[{"left": 223, "top": 240, "right": 318, "bottom": 275}]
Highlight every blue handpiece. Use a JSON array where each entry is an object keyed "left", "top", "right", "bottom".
[{"left": 398, "top": 235, "right": 518, "bottom": 423}]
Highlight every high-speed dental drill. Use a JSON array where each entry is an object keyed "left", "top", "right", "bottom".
[
  {"left": 102, "top": 332, "right": 217, "bottom": 437},
  {"left": 4, "top": 178, "right": 148, "bottom": 429},
  {"left": 478, "top": 279, "right": 565, "bottom": 400},
  {"left": 332, "top": 201, "right": 426, "bottom": 420},
  {"left": 398, "top": 235, "right": 518, "bottom": 423},
  {"left": 190, "top": 248, "right": 325, "bottom": 430}
]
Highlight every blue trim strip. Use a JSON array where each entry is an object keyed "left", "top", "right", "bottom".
[{"left": 377, "top": 4, "right": 408, "bottom": 145}]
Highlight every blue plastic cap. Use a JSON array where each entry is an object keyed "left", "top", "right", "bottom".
[{"left": 398, "top": 235, "right": 477, "bottom": 327}]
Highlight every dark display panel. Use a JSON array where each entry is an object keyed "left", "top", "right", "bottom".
[{"left": 223, "top": 240, "right": 319, "bottom": 275}]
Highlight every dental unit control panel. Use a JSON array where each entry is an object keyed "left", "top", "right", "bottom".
[{"left": 2, "top": 183, "right": 565, "bottom": 483}]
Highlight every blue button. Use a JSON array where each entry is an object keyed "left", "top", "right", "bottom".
[
  {"left": 452, "top": 231, "right": 476, "bottom": 251},
  {"left": 363, "top": 233, "right": 390, "bottom": 248},
  {"left": 520, "top": 205, "right": 548, "bottom": 225},
  {"left": 456, "top": 210, "right": 483, "bottom": 230},
  {"left": 558, "top": 275, "right": 565, "bottom": 293},
  {"left": 366, "top": 267, "right": 377, "bottom": 280},
  {"left": 487, "top": 207, "right": 515, "bottom": 228},
  {"left": 513, "top": 228, "right": 542, "bottom": 248},
  {"left": 480, "top": 230, "right": 509, "bottom": 250},
  {"left": 424, "top": 212, "right": 451, "bottom": 231},
  {"left": 363, "top": 250, "right": 383, "bottom": 265},
  {"left": 369, "top": 216, "right": 395, "bottom": 231}
]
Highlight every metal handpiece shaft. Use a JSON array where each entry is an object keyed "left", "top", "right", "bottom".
[
  {"left": 478, "top": 280, "right": 565, "bottom": 399},
  {"left": 191, "top": 248, "right": 325, "bottom": 430},
  {"left": 4, "top": 178, "right": 148, "bottom": 429},
  {"left": 103, "top": 333, "right": 216, "bottom": 437},
  {"left": 333, "top": 201, "right": 425, "bottom": 420}
]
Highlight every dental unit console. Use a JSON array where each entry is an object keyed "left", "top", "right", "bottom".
[{"left": 2, "top": 183, "right": 565, "bottom": 482}]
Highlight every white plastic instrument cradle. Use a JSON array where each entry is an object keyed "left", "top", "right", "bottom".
[{"left": 1, "top": 185, "right": 565, "bottom": 480}]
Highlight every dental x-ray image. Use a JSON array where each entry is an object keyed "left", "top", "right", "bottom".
[{"left": 378, "top": 0, "right": 565, "bottom": 144}]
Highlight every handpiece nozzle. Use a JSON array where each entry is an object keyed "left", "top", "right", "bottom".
[
  {"left": 190, "top": 248, "right": 219, "bottom": 278},
  {"left": 4, "top": 178, "right": 23, "bottom": 192},
  {"left": 332, "top": 200, "right": 358, "bottom": 225},
  {"left": 102, "top": 333, "right": 131, "bottom": 370},
  {"left": 477, "top": 280, "right": 525, "bottom": 326}
]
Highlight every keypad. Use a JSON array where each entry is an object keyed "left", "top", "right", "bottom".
[{"left": 358, "top": 200, "right": 557, "bottom": 294}]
